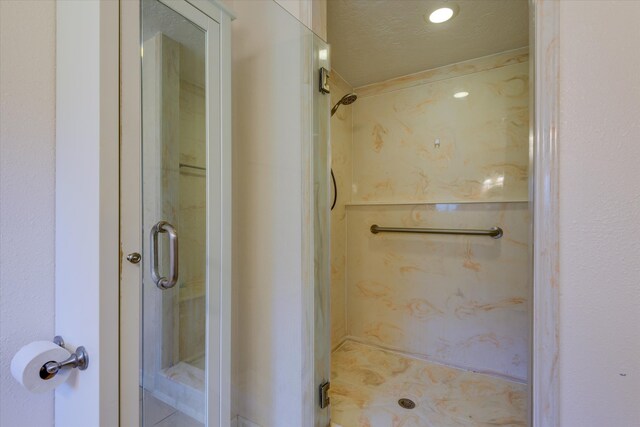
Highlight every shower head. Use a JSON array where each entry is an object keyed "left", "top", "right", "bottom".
[
  {"left": 340, "top": 93, "right": 358, "bottom": 105},
  {"left": 331, "top": 92, "right": 358, "bottom": 117}
]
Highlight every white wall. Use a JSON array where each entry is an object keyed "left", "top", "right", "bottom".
[
  {"left": 55, "top": 0, "right": 120, "bottom": 424},
  {"left": 230, "top": 1, "right": 310, "bottom": 425},
  {"left": 272, "top": 0, "right": 326, "bottom": 40},
  {"left": 0, "top": 1, "right": 56, "bottom": 426},
  {"left": 558, "top": 1, "right": 640, "bottom": 425}
]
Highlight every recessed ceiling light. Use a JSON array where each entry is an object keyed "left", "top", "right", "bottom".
[
  {"left": 454, "top": 91, "right": 469, "bottom": 98},
  {"left": 429, "top": 7, "right": 455, "bottom": 24}
]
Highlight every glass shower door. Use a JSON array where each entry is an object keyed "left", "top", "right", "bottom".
[{"left": 140, "top": 0, "right": 219, "bottom": 425}]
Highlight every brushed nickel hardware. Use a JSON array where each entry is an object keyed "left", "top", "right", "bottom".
[
  {"left": 39, "top": 336, "right": 89, "bottom": 380},
  {"left": 150, "top": 221, "right": 179, "bottom": 289},
  {"left": 53, "top": 336, "right": 64, "bottom": 347},
  {"left": 319, "top": 381, "right": 330, "bottom": 409},
  {"left": 126, "top": 252, "right": 141, "bottom": 264},
  {"left": 319, "top": 67, "right": 330, "bottom": 94},
  {"left": 370, "top": 224, "right": 503, "bottom": 239},
  {"left": 179, "top": 163, "right": 206, "bottom": 171}
]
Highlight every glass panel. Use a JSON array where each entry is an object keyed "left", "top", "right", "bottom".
[
  {"left": 228, "top": 1, "right": 323, "bottom": 425},
  {"left": 141, "top": 0, "right": 207, "bottom": 425},
  {"left": 313, "top": 35, "right": 331, "bottom": 427}
]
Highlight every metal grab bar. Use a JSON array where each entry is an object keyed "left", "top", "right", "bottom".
[
  {"left": 150, "top": 221, "right": 179, "bottom": 289},
  {"left": 179, "top": 163, "right": 205, "bottom": 171},
  {"left": 370, "top": 224, "right": 503, "bottom": 239}
]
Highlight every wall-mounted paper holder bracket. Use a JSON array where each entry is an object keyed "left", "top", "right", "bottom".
[{"left": 39, "top": 336, "right": 89, "bottom": 380}]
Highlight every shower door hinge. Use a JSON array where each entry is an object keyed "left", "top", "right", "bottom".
[
  {"left": 319, "top": 67, "right": 330, "bottom": 94},
  {"left": 319, "top": 380, "right": 330, "bottom": 409}
]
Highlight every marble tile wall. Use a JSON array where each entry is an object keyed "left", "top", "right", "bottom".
[
  {"left": 331, "top": 50, "right": 531, "bottom": 381},
  {"left": 351, "top": 49, "right": 529, "bottom": 204},
  {"left": 355, "top": 49, "right": 529, "bottom": 98},
  {"left": 329, "top": 71, "right": 353, "bottom": 349},
  {"left": 346, "top": 203, "right": 529, "bottom": 380}
]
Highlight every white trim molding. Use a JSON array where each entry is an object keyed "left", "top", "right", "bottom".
[
  {"left": 119, "top": 0, "right": 141, "bottom": 424},
  {"left": 55, "top": 0, "right": 120, "bottom": 425},
  {"left": 531, "top": 1, "right": 560, "bottom": 426}
]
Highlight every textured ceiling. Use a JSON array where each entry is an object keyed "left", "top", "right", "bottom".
[{"left": 328, "top": 0, "right": 529, "bottom": 87}]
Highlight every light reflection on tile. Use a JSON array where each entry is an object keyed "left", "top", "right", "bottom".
[
  {"left": 351, "top": 53, "right": 529, "bottom": 204},
  {"left": 330, "top": 340, "right": 527, "bottom": 427}
]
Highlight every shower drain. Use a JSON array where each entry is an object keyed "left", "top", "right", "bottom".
[{"left": 398, "top": 398, "right": 416, "bottom": 409}]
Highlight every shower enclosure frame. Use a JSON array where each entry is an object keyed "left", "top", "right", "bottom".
[
  {"left": 53, "top": 0, "right": 559, "bottom": 425},
  {"left": 529, "top": 1, "right": 560, "bottom": 425}
]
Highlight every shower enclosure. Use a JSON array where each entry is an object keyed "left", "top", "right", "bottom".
[
  {"left": 326, "top": 3, "right": 532, "bottom": 424},
  {"left": 122, "top": 0, "right": 330, "bottom": 425}
]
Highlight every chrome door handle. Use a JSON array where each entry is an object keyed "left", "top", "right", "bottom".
[{"left": 150, "top": 221, "right": 179, "bottom": 289}]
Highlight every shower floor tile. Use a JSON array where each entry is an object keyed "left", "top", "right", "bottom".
[
  {"left": 141, "top": 392, "right": 203, "bottom": 427},
  {"left": 154, "top": 411, "right": 203, "bottom": 427},
  {"left": 330, "top": 340, "right": 527, "bottom": 427}
]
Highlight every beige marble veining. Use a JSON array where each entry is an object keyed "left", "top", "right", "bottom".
[
  {"left": 355, "top": 48, "right": 529, "bottom": 98},
  {"left": 346, "top": 203, "right": 530, "bottom": 380},
  {"left": 331, "top": 340, "right": 527, "bottom": 427},
  {"left": 329, "top": 70, "right": 353, "bottom": 349},
  {"left": 351, "top": 54, "right": 529, "bottom": 205}
]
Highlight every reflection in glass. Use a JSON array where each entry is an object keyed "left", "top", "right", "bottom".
[{"left": 141, "top": 0, "right": 206, "bottom": 425}]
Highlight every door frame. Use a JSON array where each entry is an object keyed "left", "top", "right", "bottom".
[{"left": 55, "top": 1, "right": 119, "bottom": 425}]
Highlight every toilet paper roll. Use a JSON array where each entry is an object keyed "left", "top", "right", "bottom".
[{"left": 11, "top": 340, "right": 72, "bottom": 393}]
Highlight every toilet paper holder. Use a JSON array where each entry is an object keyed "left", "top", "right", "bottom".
[{"left": 39, "top": 336, "right": 89, "bottom": 380}]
